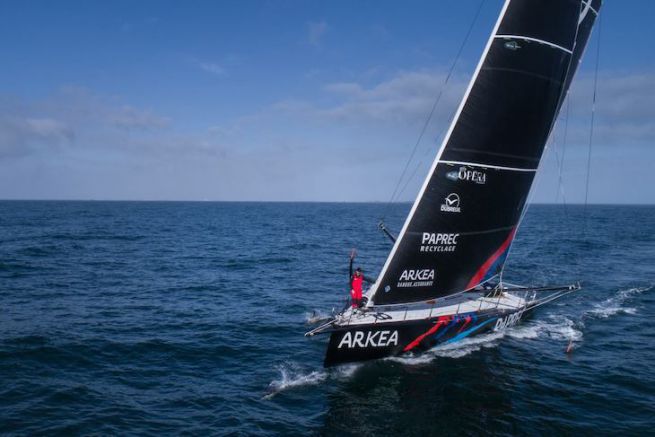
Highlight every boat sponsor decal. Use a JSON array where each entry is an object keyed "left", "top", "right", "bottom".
[
  {"left": 440, "top": 193, "right": 461, "bottom": 213},
  {"left": 337, "top": 330, "right": 399, "bottom": 349},
  {"left": 403, "top": 314, "right": 477, "bottom": 352},
  {"left": 466, "top": 227, "right": 517, "bottom": 289},
  {"left": 403, "top": 315, "right": 452, "bottom": 352},
  {"left": 456, "top": 315, "right": 473, "bottom": 333},
  {"left": 493, "top": 309, "right": 524, "bottom": 331},
  {"left": 446, "top": 166, "right": 487, "bottom": 184},
  {"left": 420, "top": 232, "right": 458, "bottom": 253},
  {"left": 503, "top": 40, "right": 521, "bottom": 51},
  {"left": 444, "top": 317, "right": 497, "bottom": 344},
  {"left": 397, "top": 269, "right": 435, "bottom": 288}
]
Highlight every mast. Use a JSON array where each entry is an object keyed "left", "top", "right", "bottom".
[{"left": 368, "top": 0, "right": 602, "bottom": 307}]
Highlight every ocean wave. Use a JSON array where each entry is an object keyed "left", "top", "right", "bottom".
[
  {"left": 264, "top": 364, "right": 328, "bottom": 399},
  {"left": 48, "top": 233, "right": 145, "bottom": 242},
  {"left": 508, "top": 316, "right": 583, "bottom": 342},
  {"left": 587, "top": 285, "right": 651, "bottom": 319},
  {"left": 263, "top": 362, "right": 362, "bottom": 399},
  {"left": 332, "top": 363, "right": 361, "bottom": 379},
  {"left": 431, "top": 331, "right": 505, "bottom": 358},
  {"left": 388, "top": 331, "right": 505, "bottom": 365},
  {"left": 389, "top": 314, "right": 586, "bottom": 366}
]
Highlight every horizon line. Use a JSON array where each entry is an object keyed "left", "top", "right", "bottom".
[{"left": 1, "top": 198, "right": 653, "bottom": 206}]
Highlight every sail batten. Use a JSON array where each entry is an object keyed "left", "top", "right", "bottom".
[
  {"left": 439, "top": 160, "right": 537, "bottom": 172},
  {"left": 368, "top": 0, "right": 601, "bottom": 307},
  {"left": 495, "top": 35, "right": 574, "bottom": 54}
]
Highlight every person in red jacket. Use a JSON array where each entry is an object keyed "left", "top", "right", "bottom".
[{"left": 349, "top": 249, "right": 375, "bottom": 308}]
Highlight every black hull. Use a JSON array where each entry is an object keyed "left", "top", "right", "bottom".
[{"left": 324, "top": 306, "right": 526, "bottom": 367}]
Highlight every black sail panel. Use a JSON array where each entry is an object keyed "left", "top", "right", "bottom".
[
  {"left": 497, "top": 0, "right": 579, "bottom": 49},
  {"left": 443, "top": 41, "right": 571, "bottom": 168},
  {"left": 370, "top": 0, "right": 601, "bottom": 306},
  {"left": 560, "top": 0, "right": 602, "bottom": 109}
]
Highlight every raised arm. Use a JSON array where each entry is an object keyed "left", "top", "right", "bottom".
[{"left": 349, "top": 249, "right": 356, "bottom": 279}]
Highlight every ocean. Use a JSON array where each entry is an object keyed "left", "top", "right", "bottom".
[{"left": 1, "top": 201, "right": 653, "bottom": 435}]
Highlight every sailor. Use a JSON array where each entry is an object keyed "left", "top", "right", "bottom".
[{"left": 349, "top": 249, "right": 376, "bottom": 308}]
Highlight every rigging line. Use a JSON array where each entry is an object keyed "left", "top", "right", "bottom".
[
  {"left": 381, "top": 0, "right": 486, "bottom": 221},
  {"left": 553, "top": 98, "right": 578, "bottom": 276},
  {"left": 394, "top": 106, "right": 460, "bottom": 202},
  {"left": 583, "top": 11, "right": 602, "bottom": 237},
  {"left": 551, "top": 97, "right": 571, "bottom": 216},
  {"left": 519, "top": 111, "right": 573, "bottom": 273},
  {"left": 556, "top": 98, "right": 571, "bottom": 205}
]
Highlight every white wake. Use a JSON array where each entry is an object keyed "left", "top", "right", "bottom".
[
  {"left": 270, "top": 285, "right": 651, "bottom": 395},
  {"left": 264, "top": 362, "right": 362, "bottom": 399},
  {"left": 586, "top": 285, "right": 651, "bottom": 319}
]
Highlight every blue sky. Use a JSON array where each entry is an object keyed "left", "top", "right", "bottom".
[{"left": 1, "top": 0, "right": 653, "bottom": 203}]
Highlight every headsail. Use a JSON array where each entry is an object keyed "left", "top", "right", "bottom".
[{"left": 369, "top": 0, "right": 602, "bottom": 306}]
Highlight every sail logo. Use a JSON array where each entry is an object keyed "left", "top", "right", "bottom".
[
  {"left": 337, "top": 330, "right": 399, "bottom": 349},
  {"left": 440, "top": 193, "right": 461, "bottom": 213},
  {"left": 397, "top": 269, "right": 435, "bottom": 288},
  {"left": 420, "top": 232, "right": 458, "bottom": 253},
  {"left": 504, "top": 40, "right": 521, "bottom": 51},
  {"left": 446, "top": 166, "right": 486, "bottom": 184}
]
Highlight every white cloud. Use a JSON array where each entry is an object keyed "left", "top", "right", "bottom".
[
  {"left": 111, "top": 105, "right": 170, "bottom": 130},
  {"left": 197, "top": 61, "right": 226, "bottom": 76},
  {"left": 2, "top": 68, "right": 652, "bottom": 201},
  {"left": 309, "top": 70, "right": 467, "bottom": 128},
  {"left": 0, "top": 115, "right": 73, "bottom": 158},
  {"left": 0, "top": 87, "right": 181, "bottom": 158},
  {"left": 307, "top": 21, "right": 328, "bottom": 46},
  {"left": 563, "top": 70, "right": 655, "bottom": 146}
]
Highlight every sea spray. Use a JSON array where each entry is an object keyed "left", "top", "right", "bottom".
[
  {"left": 264, "top": 363, "right": 328, "bottom": 399},
  {"left": 587, "top": 285, "right": 651, "bottom": 319},
  {"left": 264, "top": 362, "right": 363, "bottom": 399}
]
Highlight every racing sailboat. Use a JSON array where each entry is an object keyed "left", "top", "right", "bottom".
[{"left": 306, "top": 0, "right": 602, "bottom": 367}]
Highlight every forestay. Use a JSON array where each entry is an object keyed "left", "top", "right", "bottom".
[{"left": 370, "top": 0, "right": 602, "bottom": 306}]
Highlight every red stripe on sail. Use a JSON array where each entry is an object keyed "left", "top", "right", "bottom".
[
  {"left": 466, "top": 227, "right": 517, "bottom": 289},
  {"left": 403, "top": 316, "right": 451, "bottom": 352}
]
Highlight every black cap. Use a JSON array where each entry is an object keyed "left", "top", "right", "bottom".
[{"left": 355, "top": 267, "right": 362, "bottom": 272}]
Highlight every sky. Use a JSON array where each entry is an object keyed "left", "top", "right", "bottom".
[{"left": 0, "top": 0, "right": 653, "bottom": 203}]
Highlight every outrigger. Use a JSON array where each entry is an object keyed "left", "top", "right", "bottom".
[{"left": 306, "top": 0, "right": 601, "bottom": 367}]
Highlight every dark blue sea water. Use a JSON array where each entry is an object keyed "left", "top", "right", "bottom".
[{"left": 1, "top": 201, "right": 653, "bottom": 435}]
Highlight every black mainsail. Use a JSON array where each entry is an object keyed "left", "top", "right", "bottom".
[{"left": 369, "top": 0, "right": 601, "bottom": 306}]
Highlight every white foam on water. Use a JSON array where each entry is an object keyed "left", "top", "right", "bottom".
[
  {"left": 545, "top": 316, "right": 583, "bottom": 341},
  {"left": 333, "top": 363, "right": 362, "bottom": 379},
  {"left": 508, "top": 315, "right": 583, "bottom": 342},
  {"left": 587, "top": 285, "right": 651, "bottom": 319},
  {"left": 264, "top": 362, "right": 364, "bottom": 399},
  {"left": 431, "top": 331, "right": 505, "bottom": 358},
  {"left": 505, "top": 323, "right": 541, "bottom": 340},
  {"left": 270, "top": 285, "right": 652, "bottom": 397},
  {"left": 388, "top": 331, "right": 506, "bottom": 366},
  {"left": 264, "top": 364, "right": 328, "bottom": 399},
  {"left": 386, "top": 352, "right": 435, "bottom": 366},
  {"left": 390, "top": 316, "right": 586, "bottom": 368}
]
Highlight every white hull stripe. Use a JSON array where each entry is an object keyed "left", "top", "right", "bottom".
[
  {"left": 495, "top": 35, "right": 573, "bottom": 54},
  {"left": 440, "top": 160, "right": 537, "bottom": 172}
]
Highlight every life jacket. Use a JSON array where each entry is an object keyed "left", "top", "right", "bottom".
[{"left": 351, "top": 274, "right": 364, "bottom": 293}]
